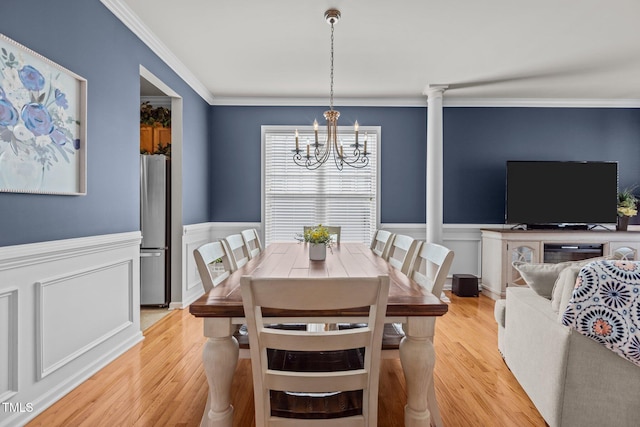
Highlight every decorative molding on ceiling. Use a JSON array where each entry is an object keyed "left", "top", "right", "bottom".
[
  {"left": 442, "top": 97, "right": 640, "bottom": 108},
  {"left": 209, "top": 96, "right": 428, "bottom": 107},
  {"left": 211, "top": 96, "right": 640, "bottom": 108},
  {"left": 102, "top": 1, "right": 640, "bottom": 110},
  {"left": 100, "top": 0, "right": 215, "bottom": 104}
]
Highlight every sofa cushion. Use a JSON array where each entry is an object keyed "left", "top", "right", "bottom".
[
  {"left": 550, "top": 265, "right": 581, "bottom": 314},
  {"left": 513, "top": 257, "right": 603, "bottom": 299}
]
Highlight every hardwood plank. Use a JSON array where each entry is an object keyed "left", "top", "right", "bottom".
[{"left": 28, "top": 292, "right": 546, "bottom": 427}]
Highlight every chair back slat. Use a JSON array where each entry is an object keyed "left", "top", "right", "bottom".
[
  {"left": 222, "top": 234, "right": 250, "bottom": 271},
  {"left": 408, "top": 242, "right": 455, "bottom": 297},
  {"left": 370, "top": 229, "right": 394, "bottom": 258},
  {"left": 193, "top": 241, "right": 231, "bottom": 293},
  {"left": 241, "top": 228, "right": 263, "bottom": 259},
  {"left": 386, "top": 234, "right": 420, "bottom": 274}
]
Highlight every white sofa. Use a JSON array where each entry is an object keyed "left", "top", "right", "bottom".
[{"left": 494, "top": 260, "right": 640, "bottom": 427}]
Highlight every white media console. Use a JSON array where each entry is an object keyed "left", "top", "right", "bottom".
[{"left": 480, "top": 228, "right": 640, "bottom": 300}]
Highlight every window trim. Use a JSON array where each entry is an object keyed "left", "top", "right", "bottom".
[{"left": 261, "top": 125, "right": 381, "bottom": 246}]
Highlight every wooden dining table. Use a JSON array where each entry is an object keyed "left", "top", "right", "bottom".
[{"left": 189, "top": 241, "right": 448, "bottom": 427}]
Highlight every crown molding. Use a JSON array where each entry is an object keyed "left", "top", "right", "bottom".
[
  {"left": 211, "top": 96, "right": 640, "bottom": 108},
  {"left": 442, "top": 97, "right": 640, "bottom": 108},
  {"left": 210, "top": 96, "right": 428, "bottom": 107},
  {"left": 100, "top": 0, "right": 215, "bottom": 104}
]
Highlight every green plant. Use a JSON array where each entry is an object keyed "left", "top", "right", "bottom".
[
  {"left": 154, "top": 141, "right": 171, "bottom": 157},
  {"left": 299, "top": 224, "right": 333, "bottom": 247},
  {"left": 140, "top": 101, "right": 171, "bottom": 127},
  {"left": 617, "top": 186, "right": 638, "bottom": 217}
]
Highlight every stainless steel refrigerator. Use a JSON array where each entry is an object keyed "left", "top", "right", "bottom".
[{"left": 140, "top": 154, "right": 170, "bottom": 306}]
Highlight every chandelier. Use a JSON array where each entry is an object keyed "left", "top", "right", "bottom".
[{"left": 293, "top": 9, "right": 369, "bottom": 171}]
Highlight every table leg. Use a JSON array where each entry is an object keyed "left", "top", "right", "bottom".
[
  {"left": 200, "top": 318, "right": 239, "bottom": 427},
  {"left": 400, "top": 317, "right": 442, "bottom": 427}
]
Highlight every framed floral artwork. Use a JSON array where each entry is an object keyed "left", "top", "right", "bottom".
[{"left": 0, "top": 33, "right": 87, "bottom": 195}]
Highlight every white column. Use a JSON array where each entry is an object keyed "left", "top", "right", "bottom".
[{"left": 424, "top": 85, "right": 447, "bottom": 245}]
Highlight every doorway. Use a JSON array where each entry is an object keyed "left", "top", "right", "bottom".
[{"left": 139, "top": 66, "right": 184, "bottom": 328}]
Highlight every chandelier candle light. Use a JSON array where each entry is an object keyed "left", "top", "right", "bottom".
[{"left": 292, "top": 9, "right": 369, "bottom": 171}]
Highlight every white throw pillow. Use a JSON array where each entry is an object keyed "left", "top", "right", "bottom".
[
  {"left": 550, "top": 265, "right": 581, "bottom": 313},
  {"left": 513, "top": 256, "right": 603, "bottom": 299}
]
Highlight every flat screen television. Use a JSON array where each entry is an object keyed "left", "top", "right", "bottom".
[{"left": 506, "top": 161, "right": 618, "bottom": 228}]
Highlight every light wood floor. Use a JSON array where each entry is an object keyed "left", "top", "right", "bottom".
[{"left": 27, "top": 292, "right": 546, "bottom": 427}]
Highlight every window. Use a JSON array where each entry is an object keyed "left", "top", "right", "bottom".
[{"left": 263, "top": 125, "right": 379, "bottom": 246}]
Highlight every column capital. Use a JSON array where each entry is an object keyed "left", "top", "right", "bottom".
[{"left": 423, "top": 84, "right": 448, "bottom": 99}]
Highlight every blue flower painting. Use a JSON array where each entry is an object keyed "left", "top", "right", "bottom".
[{"left": 0, "top": 34, "right": 84, "bottom": 194}]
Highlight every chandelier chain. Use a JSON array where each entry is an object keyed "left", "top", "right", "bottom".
[{"left": 329, "top": 21, "right": 334, "bottom": 111}]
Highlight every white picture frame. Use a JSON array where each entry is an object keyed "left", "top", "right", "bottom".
[{"left": 0, "top": 33, "right": 87, "bottom": 195}]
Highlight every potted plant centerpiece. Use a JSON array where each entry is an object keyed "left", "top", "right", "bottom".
[
  {"left": 617, "top": 187, "right": 638, "bottom": 231},
  {"left": 300, "top": 224, "right": 332, "bottom": 261}
]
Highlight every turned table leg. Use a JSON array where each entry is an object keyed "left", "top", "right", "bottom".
[
  {"left": 400, "top": 317, "right": 442, "bottom": 427},
  {"left": 200, "top": 318, "right": 239, "bottom": 427}
]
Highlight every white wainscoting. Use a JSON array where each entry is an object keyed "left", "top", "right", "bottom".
[
  {"left": 382, "top": 223, "right": 489, "bottom": 288},
  {"left": 0, "top": 232, "right": 143, "bottom": 427},
  {"left": 0, "top": 288, "right": 18, "bottom": 403}
]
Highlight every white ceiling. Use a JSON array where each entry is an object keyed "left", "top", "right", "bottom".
[{"left": 111, "top": 0, "right": 640, "bottom": 105}]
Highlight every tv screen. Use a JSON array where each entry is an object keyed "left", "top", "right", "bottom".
[{"left": 506, "top": 161, "right": 618, "bottom": 226}]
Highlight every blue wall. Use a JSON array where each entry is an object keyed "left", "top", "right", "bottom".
[
  {"left": 2, "top": 1, "right": 639, "bottom": 247},
  {"left": 210, "top": 106, "right": 427, "bottom": 222},
  {"left": 211, "top": 106, "right": 640, "bottom": 224},
  {"left": 445, "top": 107, "right": 640, "bottom": 223},
  {"left": 0, "top": 0, "right": 210, "bottom": 246}
]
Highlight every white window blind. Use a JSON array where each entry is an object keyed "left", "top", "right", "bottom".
[{"left": 263, "top": 126, "right": 379, "bottom": 246}]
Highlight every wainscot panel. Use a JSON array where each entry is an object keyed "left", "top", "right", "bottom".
[
  {"left": 0, "top": 232, "right": 142, "bottom": 427},
  {"left": 36, "top": 259, "right": 133, "bottom": 380},
  {"left": 382, "top": 223, "right": 488, "bottom": 286},
  {"left": 0, "top": 288, "right": 18, "bottom": 403}
]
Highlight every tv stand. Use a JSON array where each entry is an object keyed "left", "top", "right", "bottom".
[
  {"left": 480, "top": 228, "right": 640, "bottom": 300},
  {"left": 526, "top": 224, "right": 588, "bottom": 231}
]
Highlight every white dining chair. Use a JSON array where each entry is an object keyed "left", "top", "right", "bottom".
[
  {"left": 193, "top": 241, "right": 232, "bottom": 293},
  {"left": 385, "top": 234, "right": 420, "bottom": 273},
  {"left": 303, "top": 225, "right": 341, "bottom": 244},
  {"left": 241, "top": 228, "right": 263, "bottom": 259},
  {"left": 222, "top": 233, "right": 250, "bottom": 271},
  {"left": 241, "top": 275, "right": 389, "bottom": 427},
  {"left": 370, "top": 229, "right": 394, "bottom": 258},
  {"left": 408, "top": 241, "right": 455, "bottom": 299}
]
